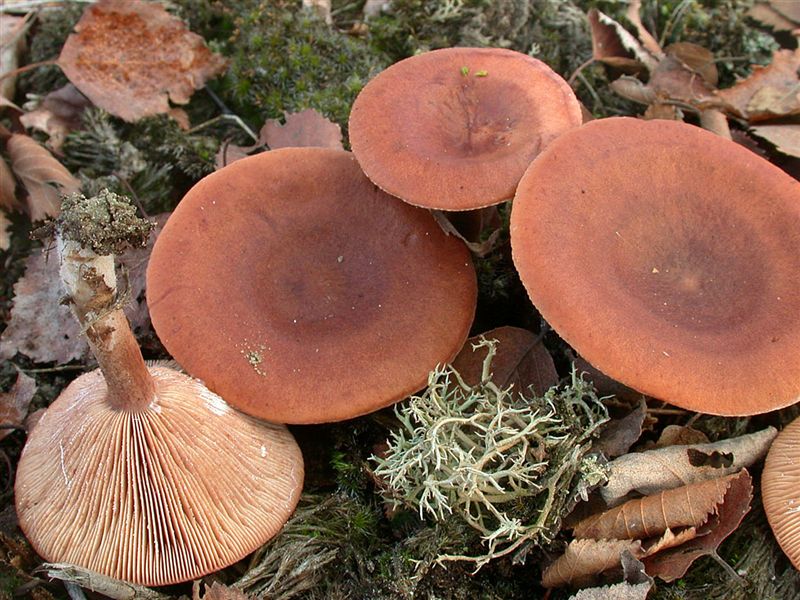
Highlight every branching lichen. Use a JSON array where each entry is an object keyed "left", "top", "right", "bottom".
[{"left": 372, "top": 338, "right": 609, "bottom": 569}]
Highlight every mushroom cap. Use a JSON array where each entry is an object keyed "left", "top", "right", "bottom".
[
  {"left": 146, "top": 148, "right": 476, "bottom": 424},
  {"left": 763, "top": 416, "right": 800, "bottom": 569},
  {"left": 349, "top": 47, "right": 582, "bottom": 211},
  {"left": 14, "top": 366, "right": 303, "bottom": 586},
  {"left": 511, "top": 117, "right": 800, "bottom": 416}
]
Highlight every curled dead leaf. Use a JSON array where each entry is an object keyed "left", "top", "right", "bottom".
[
  {"left": 58, "top": 0, "right": 227, "bottom": 122},
  {"left": 643, "top": 470, "right": 752, "bottom": 581},
  {"left": 0, "top": 13, "right": 31, "bottom": 103},
  {"left": 19, "top": 84, "right": 91, "bottom": 151},
  {"left": 0, "top": 154, "right": 18, "bottom": 211},
  {"left": 574, "top": 473, "right": 741, "bottom": 540},
  {"left": 601, "top": 428, "right": 775, "bottom": 504},
  {"left": 542, "top": 539, "right": 644, "bottom": 589},
  {"left": 0, "top": 369, "right": 35, "bottom": 441},
  {"left": 587, "top": 9, "right": 655, "bottom": 71},
  {"left": 6, "top": 134, "right": 80, "bottom": 221}
]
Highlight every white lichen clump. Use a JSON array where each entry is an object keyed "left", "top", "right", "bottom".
[{"left": 372, "top": 338, "right": 609, "bottom": 568}]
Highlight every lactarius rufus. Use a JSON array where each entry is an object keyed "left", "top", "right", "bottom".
[
  {"left": 147, "top": 148, "right": 476, "bottom": 424},
  {"left": 14, "top": 191, "right": 303, "bottom": 586},
  {"left": 511, "top": 117, "right": 800, "bottom": 416},
  {"left": 349, "top": 47, "right": 582, "bottom": 211}
]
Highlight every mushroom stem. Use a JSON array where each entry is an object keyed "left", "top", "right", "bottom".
[{"left": 58, "top": 238, "right": 155, "bottom": 413}]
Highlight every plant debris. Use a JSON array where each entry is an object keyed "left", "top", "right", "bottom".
[
  {"left": 601, "top": 428, "right": 776, "bottom": 505},
  {"left": 5, "top": 134, "right": 80, "bottom": 221},
  {"left": 58, "top": 0, "right": 227, "bottom": 122},
  {"left": 0, "top": 369, "right": 35, "bottom": 441}
]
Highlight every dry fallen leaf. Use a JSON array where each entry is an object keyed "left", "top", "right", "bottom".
[
  {"left": 601, "top": 427, "right": 775, "bottom": 504},
  {"left": 569, "top": 550, "right": 653, "bottom": 600},
  {"left": 593, "top": 399, "right": 647, "bottom": 460},
  {"left": 625, "top": 0, "right": 663, "bottom": 60},
  {"left": 117, "top": 212, "right": 168, "bottom": 333},
  {"left": 0, "top": 209, "right": 10, "bottom": 250},
  {"left": 0, "top": 13, "right": 31, "bottom": 103},
  {"left": 215, "top": 109, "right": 343, "bottom": 170},
  {"left": 652, "top": 424, "right": 709, "bottom": 449},
  {"left": 20, "top": 84, "right": 91, "bottom": 151},
  {"left": 302, "top": 0, "right": 333, "bottom": 25},
  {"left": 0, "top": 153, "right": 19, "bottom": 211},
  {"left": 716, "top": 49, "right": 800, "bottom": 122},
  {"left": 260, "top": 109, "right": 344, "bottom": 151},
  {"left": 195, "top": 581, "right": 254, "bottom": 600},
  {"left": 643, "top": 470, "right": 753, "bottom": 581},
  {"left": 574, "top": 473, "right": 740, "bottom": 540},
  {"left": 750, "top": 124, "right": 800, "bottom": 158},
  {"left": 451, "top": 326, "right": 558, "bottom": 395},
  {"left": 587, "top": 9, "right": 654, "bottom": 71},
  {"left": 542, "top": 539, "right": 644, "bottom": 589},
  {"left": 6, "top": 134, "right": 80, "bottom": 221},
  {"left": 749, "top": 2, "right": 798, "bottom": 31},
  {"left": 58, "top": 0, "right": 227, "bottom": 122},
  {"left": 0, "top": 369, "right": 35, "bottom": 441},
  {"left": 44, "top": 562, "right": 169, "bottom": 600},
  {"left": 0, "top": 249, "right": 86, "bottom": 363}
]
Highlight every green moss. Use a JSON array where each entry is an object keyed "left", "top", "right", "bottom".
[
  {"left": 217, "top": 0, "right": 388, "bottom": 136},
  {"left": 18, "top": 3, "right": 83, "bottom": 96}
]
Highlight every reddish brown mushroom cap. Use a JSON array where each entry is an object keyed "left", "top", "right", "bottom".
[
  {"left": 349, "top": 47, "right": 582, "bottom": 211},
  {"left": 147, "top": 148, "right": 476, "bottom": 424},
  {"left": 15, "top": 366, "right": 303, "bottom": 586},
  {"left": 763, "top": 416, "right": 800, "bottom": 569},
  {"left": 511, "top": 117, "right": 800, "bottom": 416}
]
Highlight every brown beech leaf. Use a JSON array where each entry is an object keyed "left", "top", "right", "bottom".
[
  {"left": 715, "top": 49, "right": 800, "bottom": 122},
  {"left": 643, "top": 469, "right": 753, "bottom": 581},
  {"left": 750, "top": 124, "right": 800, "bottom": 158},
  {"left": 665, "top": 42, "right": 718, "bottom": 87},
  {"left": 20, "top": 84, "right": 91, "bottom": 151},
  {"left": 594, "top": 399, "right": 647, "bottom": 459},
  {"left": 451, "top": 326, "right": 558, "bottom": 395},
  {"left": 770, "top": 0, "right": 800, "bottom": 23},
  {"left": 0, "top": 250, "right": 87, "bottom": 364},
  {"left": 58, "top": 0, "right": 227, "bottom": 122},
  {"left": 542, "top": 539, "right": 645, "bottom": 589},
  {"left": 574, "top": 473, "right": 741, "bottom": 540},
  {"left": 0, "top": 209, "right": 10, "bottom": 251},
  {"left": 601, "top": 427, "right": 775, "bottom": 504},
  {"left": 0, "top": 369, "right": 35, "bottom": 441},
  {"left": 260, "top": 108, "right": 344, "bottom": 151},
  {"left": 6, "top": 134, "right": 80, "bottom": 221},
  {"left": 0, "top": 154, "right": 18, "bottom": 211},
  {"left": 587, "top": 9, "right": 654, "bottom": 71}
]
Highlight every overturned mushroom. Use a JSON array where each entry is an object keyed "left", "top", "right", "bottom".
[
  {"left": 349, "top": 47, "right": 582, "bottom": 211},
  {"left": 763, "top": 416, "right": 800, "bottom": 569},
  {"left": 511, "top": 117, "right": 800, "bottom": 416},
  {"left": 147, "top": 148, "right": 476, "bottom": 424},
  {"left": 15, "top": 191, "right": 303, "bottom": 586}
]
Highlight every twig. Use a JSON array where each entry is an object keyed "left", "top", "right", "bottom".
[
  {"left": 567, "top": 56, "right": 595, "bottom": 87},
  {"left": 187, "top": 113, "right": 259, "bottom": 143},
  {"left": 0, "top": 0, "right": 94, "bottom": 13},
  {"left": 0, "top": 59, "right": 58, "bottom": 84},
  {"left": 20, "top": 364, "right": 87, "bottom": 373}
]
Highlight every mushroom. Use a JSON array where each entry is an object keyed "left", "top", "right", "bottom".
[
  {"left": 349, "top": 47, "right": 582, "bottom": 211},
  {"left": 511, "top": 117, "right": 800, "bottom": 416},
  {"left": 146, "top": 147, "right": 476, "bottom": 424},
  {"left": 762, "top": 416, "right": 800, "bottom": 569},
  {"left": 15, "top": 191, "right": 304, "bottom": 586}
]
